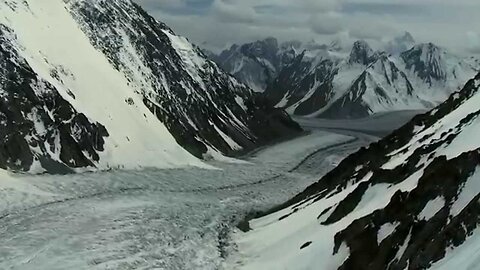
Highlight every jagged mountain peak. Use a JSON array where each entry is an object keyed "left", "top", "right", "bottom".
[
  {"left": 319, "top": 54, "right": 417, "bottom": 119},
  {"left": 211, "top": 37, "right": 304, "bottom": 92},
  {"left": 214, "top": 35, "right": 478, "bottom": 119},
  {"left": 401, "top": 42, "right": 448, "bottom": 84},
  {"left": 407, "top": 42, "right": 445, "bottom": 59},
  {"left": 349, "top": 40, "right": 376, "bottom": 65}
]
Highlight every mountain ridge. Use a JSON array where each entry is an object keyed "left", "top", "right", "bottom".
[
  {"left": 0, "top": 0, "right": 301, "bottom": 174},
  {"left": 210, "top": 37, "right": 478, "bottom": 119},
  {"left": 235, "top": 72, "right": 480, "bottom": 270},
  {"left": 271, "top": 40, "right": 477, "bottom": 119}
]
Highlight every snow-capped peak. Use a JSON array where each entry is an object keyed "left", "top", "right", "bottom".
[{"left": 349, "top": 40, "right": 376, "bottom": 65}]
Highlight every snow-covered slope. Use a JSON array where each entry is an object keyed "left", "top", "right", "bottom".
[
  {"left": 234, "top": 73, "right": 480, "bottom": 270},
  {"left": 0, "top": 0, "right": 301, "bottom": 173},
  {"left": 266, "top": 40, "right": 478, "bottom": 119},
  {"left": 320, "top": 53, "right": 424, "bottom": 118}
]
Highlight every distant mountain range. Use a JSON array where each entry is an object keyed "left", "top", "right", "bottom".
[{"left": 210, "top": 34, "right": 479, "bottom": 119}]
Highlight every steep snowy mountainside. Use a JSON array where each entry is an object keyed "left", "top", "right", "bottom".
[
  {"left": 235, "top": 73, "right": 480, "bottom": 270},
  {"left": 266, "top": 41, "right": 422, "bottom": 117},
  {"left": 401, "top": 43, "right": 477, "bottom": 92},
  {"left": 0, "top": 0, "right": 207, "bottom": 172},
  {"left": 402, "top": 43, "right": 447, "bottom": 84},
  {"left": 267, "top": 39, "right": 478, "bottom": 119},
  {"left": 67, "top": 0, "right": 301, "bottom": 158},
  {"left": 319, "top": 53, "right": 423, "bottom": 119},
  {"left": 0, "top": 0, "right": 301, "bottom": 173},
  {"left": 0, "top": 25, "right": 109, "bottom": 174},
  {"left": 265, "top": 50, "right": 341, "bottom": 115}
]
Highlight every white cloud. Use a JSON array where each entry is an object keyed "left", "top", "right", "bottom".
[
  {"left": 309, "top": 12, "right": 345, "bottom": 35},
  {"left": 134, "top": 0, "right": 480, "bottom": 55},
  {"left": 467, "top": 32, "right": 480, "bottom": 54},
  {"left": 211, "top": 0, "right": 256, "bottom": 23}
]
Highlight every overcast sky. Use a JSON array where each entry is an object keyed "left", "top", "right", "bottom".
[{"left": 134, "top": 0, "right": 480, "bottom": 55}]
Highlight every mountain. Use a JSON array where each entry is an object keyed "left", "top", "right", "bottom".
[
  {"left": 238, "top": 72, "right": 480, "bottom": 270},
  {"left": 319, "top": 52, "right": 420, "bottom": 118},
  {"left": 386, "top": 32, "right": 416, "bottom": 55},
  {"left": 266, "top": 40, "right": 478, "bottom": 118},
  {"left": 401, "top": 43, "right": 476, "bottom": 89},
  {"left": 212, "top": 38, "right": 302, "bottom": 92},
  {"left": 0, "top": 0, "right": 301, "bottom": 174},
  {"left": 349, "top": 40, "right": 377, "bottom": 65}
]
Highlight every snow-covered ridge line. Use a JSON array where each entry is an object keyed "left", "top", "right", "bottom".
[
  {"left": 0, "top": 0, "right": 301, "bottom": 173},
  {"left": 67, "top": 0, "right": 301, "bottom": 157},
  {"left": 268, "top": 40, "right": 478, "bottom": 119}
]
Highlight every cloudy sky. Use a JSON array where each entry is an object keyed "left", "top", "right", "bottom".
[{"left": 134, "top": 0, "right": 480, "bottom": 54}]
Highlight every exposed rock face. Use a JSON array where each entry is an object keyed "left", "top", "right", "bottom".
[
  {"left": 0, "top": 0, "right": 301, "bottom": 173},
  {"left": 348, "top": 40, "right": 376, "bottom": 65},
  {"left": 0, "top": 25, "right": 108, "bottom": 173},
  {"left": 245, "top": 73, "right": 480, "bottom": 270},
  {"left": 402, "top": 43, "right": 449, "bottom": 85},
  {"left": 320, "top": 54, "right": 417, "bottom": 119},
  {"left": 69, "top": 1, "right": 302, "bottom": 159},
  {"left": 266, "top": 53, "right": 339, "bottom": 116},
  {"left": 334, "top": 151, "right": 480, "bottom": 270}
]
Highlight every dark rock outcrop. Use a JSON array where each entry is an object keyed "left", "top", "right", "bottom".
[
  {"left": 0, "top": 0, "right": 301, "bottom": 173},
  {"left": 69, "top": 1, "right": 301, "bottom": 159},
  {"left": 0, "top": 26, "right": 108, "bottom": 173}
]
